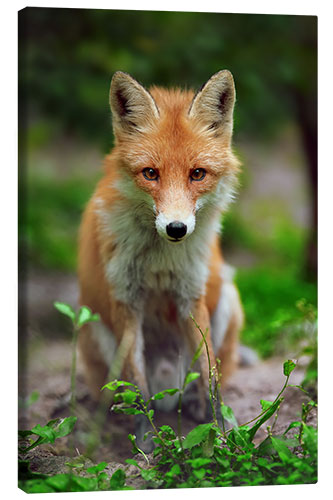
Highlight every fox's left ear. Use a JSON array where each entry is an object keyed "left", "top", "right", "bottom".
[{"left": 188, "top": 70, "right": 236, "bottom": 139}]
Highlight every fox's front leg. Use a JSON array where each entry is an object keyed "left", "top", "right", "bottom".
[
  {"left": 109, "top": 301, "right": 147, "bottom": 392},
  {"left": 185, "top": 297, "right": 217, "bottom": 421},
  {"left": 109, "top": 300, "right": 153, "bottom": 452}
]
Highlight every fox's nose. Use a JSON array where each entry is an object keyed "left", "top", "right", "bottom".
[{"left": 166, "top": 221, "right": 187, "bottom": 239}]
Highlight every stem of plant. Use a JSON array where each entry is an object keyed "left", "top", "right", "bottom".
[
  {"left": 70, "top": 325, "right": 79, "bottom": 417},
  {"left": 177, "top": 389, "right": 185, "bottom": 456},
  {"left": 270, "top": 400, "right": 283, "bottom": 433},
  {"left": 144, "top": 405, "right": 179, "bottom": 463},
  {"left": 190, "top": 314, "right": 218, "bottom": 427}
]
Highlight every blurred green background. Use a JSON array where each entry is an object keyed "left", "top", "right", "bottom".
[{"left": 18, "top": 8, "right": 317, "bottom": 366}]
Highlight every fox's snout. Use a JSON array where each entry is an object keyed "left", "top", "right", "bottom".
[{"left": 155, "top": 209, "right": 196, "bottom": 243}]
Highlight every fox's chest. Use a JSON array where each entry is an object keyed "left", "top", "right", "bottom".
[{"left": 106, "top": 241, "right": 209, "bottom": 315}]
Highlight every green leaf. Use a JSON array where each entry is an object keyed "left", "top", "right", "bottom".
[
  {"left": 270, "top": 437, "right": 292, "bottom": 463},
  {"left": 30, "top": 423, "right": 56, "bottom": 444},
  {"left": 149, "top": 388, "right": 179, "bottom": 402},
  {"left": 140, "top": 469, "right": 157, "bottom": 481},
  {"left": 25, "top": 416, "right": 77, "bottom": 451},
  {"left": 45, "top": 418, "right": 62, "bottom": 429},
  {"left": 283, "top": 421, "right": 301, "bottom": 435},
  {"left": 20, "top": 479, "right": 56, "bottom": 493},
  {"left": 70, "top": 475, "right": 99, "bottom": 491},
  {"left": 125, "top": 458, "right": 140, "bottom": 468},
  {"left": 111, "top": 405, "right": 144, "bottom": 415},
  {"left": 260, "top": 400, "right": 274, "bottom": 411},
  {"left": 184, "top": 372, "right": 200, "bottom": 388},
  {"left": 302, "top": 425, "right": 317, "bottom": 455},
  {"left": 247, "top": 398, "right": 282, "bottom": 442},
  {"left": 159, "top": 425, "right": 176, "bottom": 439},
  {"left": 221, "top": 404, "right": 238, "bottom": 428},
  {"left": 193, "top": 468, "right": 206, "bottom": 480},
  {"left": 186, "top": 457, "right": 212, "bottom": 469},
  {"left": 283, "top": 360, "right": 296, "bottom": 377},
  {"left": 45, "top": 474, "right": 72, "bottom": 492},
  {"left": 128, "top": 434, "right": 140, "bottom": 454},
  {"left": 256, "top": 457, "right": 269, "bottom": 467},
  {"left": 77, "top": 306, "right": 100, "bottom": 328},
  {"left": 215, "top": 455, "right": 230, "bottom": 469},
  {"left": 64, "top": 459, "right": 86, "bottom": 470},
  {"left": 116, "top": 390, "right": 138, "bottom": 405},
  {"left": 169, "top": 464, "right": 181, "bottom": 476},
  {"left": 86, "top": 462, "right": 108, "bottom": 475},
  {"left": 165, "top": 463, "right": 181, "bottom": 479},
  {"left": 202, "top": 427, "right": 216, "bottom": 457},
  {"left": 54, "top": 416, "right": 77, "bottom": 438},
  {"left": 97, "top": 472, "right": 109, "bottom": 490},
  {"left": 102, "top": 380, "right": 137, "bottom": 392},
  {"left": 228, "top": 427, "right": 251, "bottom": 451},
  {"left": 109, "top": 469, "right": 126, "bottom": 490},
  {"left": 183, "top": 423, "right": 214, "bottom": 449},
  {"left": 148, "top": 409, "right": 154, "bottom": 419},
  {"left": 54, "top": 302, "right": 76, "bottom": 322}
]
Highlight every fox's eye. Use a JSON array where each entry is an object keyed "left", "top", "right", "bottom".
[
  {"left": 142, "top": 168, "right": 159, "bottom": 181},
  {"left": 190, "top": 168, "right": 206, "bottom": 181}
]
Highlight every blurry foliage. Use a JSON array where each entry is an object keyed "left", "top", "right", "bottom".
[
  {"left": 222, "top": 211, "right": 317, "bottom": 359},
  {"left": 236, "top": 267, "right": 316, "bottom": 359},
  {"left": 19, "top": 172, "right": 100, "bottom": 270},
  {"left": 19, "top": 8, "right": 317, "bottom": 151}
]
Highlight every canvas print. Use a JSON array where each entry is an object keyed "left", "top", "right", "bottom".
[{"left": 18, "top": 8, "right": 318, "bottom": 492}]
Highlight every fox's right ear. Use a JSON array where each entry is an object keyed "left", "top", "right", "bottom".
[
  {"left": 188, "top": 70, "right": 236, "bottom": 140},
  {"left": 110, "top": 72, "right": 159, "bottom": 136}
]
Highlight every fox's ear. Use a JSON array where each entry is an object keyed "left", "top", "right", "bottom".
[
  {"left": 110, "top": 72, "right": 159, "bottom": 135},
  {"left": 188, "top": 70, "right": 235, "bottom": 139}
]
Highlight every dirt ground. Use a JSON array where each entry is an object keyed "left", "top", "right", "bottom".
[{"left": 18, "top": 271, "right": 316, "bottom": 481}]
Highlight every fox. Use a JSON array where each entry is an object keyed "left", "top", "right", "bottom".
[{"left": 78, "top": 70, "right": 244, "bottom": 451}]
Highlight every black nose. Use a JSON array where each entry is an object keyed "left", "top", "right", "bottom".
[{"left": 166, "top": 221, "right": 187, "bottom": 239}]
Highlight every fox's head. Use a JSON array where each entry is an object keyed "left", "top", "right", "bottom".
[{"left": 109, "top": 71, "right": 240, "bottom": 243}]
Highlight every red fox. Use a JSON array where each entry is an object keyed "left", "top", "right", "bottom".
[{"left": 78, "top": 70, "right": 243, "bottom": 450}]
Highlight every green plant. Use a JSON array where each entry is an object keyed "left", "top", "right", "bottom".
[
  {"left": 103, "top": 321, "right": 317, "bottom": 488},
  {"left": 19, "top": 459, "right": 131, "bottom": 493},
  {"left": 18, "top": 416, "right": 77, "bottom": 455},
  {"left": 54, "top": 302, "right": 100, "bottom": 417},
  {"left": 18, "top": 418, "right": 132, "bottom": 493}
]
